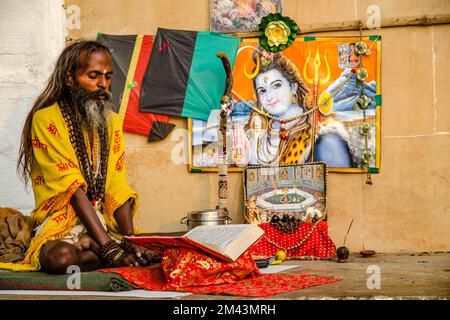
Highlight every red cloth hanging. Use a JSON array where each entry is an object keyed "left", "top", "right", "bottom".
[{"left": 249, "top": 222, "right": 337, "bottom": 259}]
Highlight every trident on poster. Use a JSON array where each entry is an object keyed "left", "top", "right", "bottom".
[{"left": 302, "top": 48, "right": 330, "bottom": 159}]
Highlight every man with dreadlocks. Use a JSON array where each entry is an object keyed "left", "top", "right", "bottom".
[{"left": 0, "top": 40, "right": 160, "bottom": 273}]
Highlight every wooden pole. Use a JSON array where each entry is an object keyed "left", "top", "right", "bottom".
[
  {"left": 216, "top": 53, "right": 233, "bottom": 214},
  {"left": 232, "top": 14, "right": 450, "bottom": 38}
]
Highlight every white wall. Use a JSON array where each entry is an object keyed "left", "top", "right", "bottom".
[{"left": 0, "top": 0, "right": 67, "bottom": 214}]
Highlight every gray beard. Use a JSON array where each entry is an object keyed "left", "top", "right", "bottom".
[
  {"left": 68, "top": 81, "right": 114, "bottom": 136},
  {"left": 82, "top": 97, "right": 112, "bottom": 132},
  {"left": 71, "top": 92, "right": 113, "bottom": 136}
]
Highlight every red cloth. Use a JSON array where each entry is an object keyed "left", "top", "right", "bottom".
[
  {"left": 99, "top": 265, "right": 341, "bottom": 297},
  {"left": 249, "top": 222, "right": 336, "bottom": 259},
  {"left": 99, "top": 247, "right": 341, "bottom": 297},
  {"left": 161, "top": 247, "right": 259, "bottom": 287},
  {"left": 184, "top": 273, "right": 341, "bottom": 297}
]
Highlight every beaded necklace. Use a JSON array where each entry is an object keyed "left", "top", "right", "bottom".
[
  {"left": 232, "top": 89, "right": 315, "bottom": 138},
  {"left": 354, "top": 28, "right": 380, "bottom": 185},
  {"left": 263, "top": 218, "right": 325, "bottom": 254},
  {"left": 59, "top": 100, "right": 109, "bottom": 206},
  {"left": 256, "top": 116, "right": 310, "bottom": 165}
]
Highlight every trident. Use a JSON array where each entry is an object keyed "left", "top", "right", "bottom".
[{"left": 302, "top": 48, "right": 330, "bottom": 160}]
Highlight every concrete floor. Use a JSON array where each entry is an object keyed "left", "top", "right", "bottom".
[
  {"left": 183, "top": 251, "right": 450, "bottom": 300},
  {"left": 1, "top": 252, "right": 449, "bottom": 300}
]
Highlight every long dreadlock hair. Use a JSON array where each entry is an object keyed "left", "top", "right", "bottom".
[{"left": 17, "top": 40, "right": 111, "bottom": 186}]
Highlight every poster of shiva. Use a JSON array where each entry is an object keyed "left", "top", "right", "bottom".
[
  {"left": 243, "top": 162, "right": 327, "bottom": 223},
  {"left": 189, "top": 36, "right": 381, "bottom": 173}
]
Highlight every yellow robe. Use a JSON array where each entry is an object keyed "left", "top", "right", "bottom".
[{"left": 0, "top": 102, "right": 138, "bottom": 271}]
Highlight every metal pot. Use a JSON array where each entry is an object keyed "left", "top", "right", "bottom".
[{"left": 180, "top": 208, "right": 232, "bottom": 230}]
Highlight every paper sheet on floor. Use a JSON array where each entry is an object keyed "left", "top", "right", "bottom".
[
  {"left": 259, "top": 264, "right": 301, "bottom": 274},
  {"left": 0, "top": 289, "right": 191, "bottom": 298}
]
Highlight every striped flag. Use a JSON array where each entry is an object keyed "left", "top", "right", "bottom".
[
  {"left": 97, "top": 33, "right": 175, "bottom": 142},
  {"left": 139, "top": 28, "right": 241, "bottom": 121}
]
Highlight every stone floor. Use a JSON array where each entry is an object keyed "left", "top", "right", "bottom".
[
  {"left": 184, "top": 251, "right": 450, "bottom": 300},
  {"left": 1, "top": 252, "right": 449, "bottom": 300}
]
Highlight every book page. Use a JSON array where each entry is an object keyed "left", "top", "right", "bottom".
[{"left": 185, "top": 225, "right": 253, "bottom": 251}]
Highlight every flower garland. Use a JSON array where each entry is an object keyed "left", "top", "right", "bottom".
[
  {"left": 258, "top": 13, "right": 298, "bottom": 52},
  {"left": 353, "top": 28, "right": 374, "bottom": 185}
]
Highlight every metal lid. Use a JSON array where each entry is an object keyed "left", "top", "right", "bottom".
[{"left": 186, "top": 209, "right": 227, "bottom": 220}]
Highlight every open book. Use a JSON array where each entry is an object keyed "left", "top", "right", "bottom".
[{"left": 126, "top": 224, "right": 264, "bottom": 262}]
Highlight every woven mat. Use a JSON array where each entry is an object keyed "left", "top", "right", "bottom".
[{"left": 0, "top": 269, "right": 134, "bottom": 292}]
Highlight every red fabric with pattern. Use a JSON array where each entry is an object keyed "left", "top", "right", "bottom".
[
  {"left": 99, "top": 264, "right": 341, "bottom": 297},
  {"left": 161, "top": 247, "right": 259, "bottom": 287},
  {"left": 248, "top": 222, "right": 336, "bottom": 259},
  {"left": 182, "top": 273, "right": 341, "bottom": 297},
  {"left": 99, "top": 248, "right": 342, "bottom": 297}
]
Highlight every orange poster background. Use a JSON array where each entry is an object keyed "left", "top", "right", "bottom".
[{"left": 232, "top": 36, "right": 379, "bottom": 102}]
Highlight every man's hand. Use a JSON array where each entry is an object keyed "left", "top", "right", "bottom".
[
  {"left": 114, "top": 252, "right": 141, "bottom": 267},
  {"left": 74, "top": 234, "right": 101, "bottom": 254},
  {"left": 116, "top": 239, "right": 162, "bottom": 267},
  {"left": 112, "top": 246, "right": 160, "bottom": 267},
  {"left": 129, "top": 243, "right": 161, "bottom": 265}
]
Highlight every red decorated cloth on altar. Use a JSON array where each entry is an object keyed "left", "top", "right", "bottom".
[
  {"left": 249, "top": 221, "right": 336, "bottom": 259},
  {"left": 98, "top": 247, "right": 342, "bottom": 297},
  {"left": 161, "top": 247, "right": 259, "bottom": 287},
  {"left": 183, "top": 273, "right": 341, "bottom": 297},
  {"left": 99, "top": 256, "right": 341, "bottom": 297}
]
